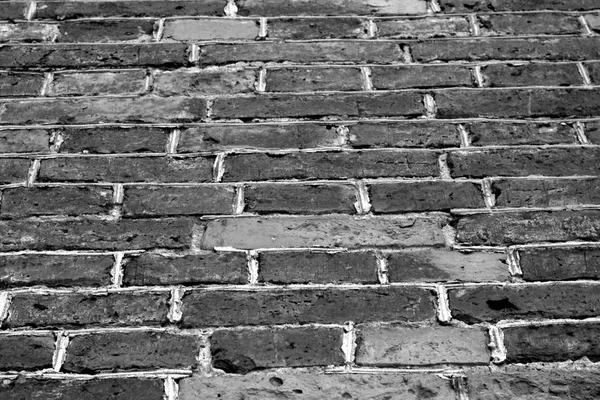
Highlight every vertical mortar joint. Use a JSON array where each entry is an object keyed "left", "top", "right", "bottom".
[
  {"left": 188, "top": 44, "right": 200, "bottom": 64},
  {"left": 451, "top": 375, "right": 470, "bottom": 400},
  {"left": 472, "top": 66, "right": 484, "bottom": 88},
  {"left": 423, "top": 94, "right": 437, "bottom": 118},
  {"left": 167, "top": 129, "right": 181, "bottom": 153},
  {"left": 27, "top": 159, "right": 41, "bottom": 187},
  {"left": 437, "top": 153, "right": 452, "bottom": 179},
  {"left": 111, "top": 252, "right": 125, "bottom": 288},
  {"left": 574, "top": 122, "right": 590, "bottom": 144},
  {"left": 224, "top": 0, "right": 238, "bottom": 17},
  {"left": 256, "top": 68, "right": 267, "bottom": 92},
  {"left": 213, "top": 153, "right": 226, "bottom": 182},
  {"left": 196, "top": 334, "right": 213, "bottom": 374},
  {"left": 233, "top": 185, "right": 246, "bottom": 214},
  {"left": 428, "top": 0, "right": 442, "bottom": 13},
  {"left": 164, "top": 376, "right": 180, "bottom": 400},
  {"left": 247, "top": 250, "right": 259, "bottom": 284},
  {"left": 400, "top": 45, "right": 414, "bottom": 63},
  {"left": 506, "top": 247, "right": 523, "bottom": 277},
  {"left": 367, "top": 19, "right": 378, "bottom": 38},
  {"left": 468, "top": 14, "right": 480, "bottom": 36},
  {"left": 481, "top": 178, "right": 496, "bottom": 208},
  {"left": 49, "top": 130, "right": 64, "bottom": 153},
  {"left": 488, "top": 325, "right": 507, "bottom": 364},
  {"left": 580, "top": 15, "right": 593, "bottom": 35},
  {"left": 456, "top": 124, "right": 471, "bottom": 147},
  {"left": 442, "top": 223, "right": 457, "bottom": 249},
  {"left": 353, "top": 181, "right": 372, "bottom": 214},
  {"left": 335, "top": 125, "right": 350, "bottom": 147},
  {"left": 40, "top": 72, "right": 54, "bottom": 96},
  {"left": 258, "top": 17, "right": 268, "bottom": 38},
  {"left": 52, "top": 332, "right": 70, "bottom": 372},
  {"left": 26, "top": 1, "right": 37, "bottom": 20},
  {"left": 168, "top": 287, "right": 184, "bottom": 323},
  {"left": 360, "top": 67, "right": 374, "bottom": 91},
  {"left": 375, "top": 252, "right": 389, "bottom": 285},
  {"left": 0, "top": 292, "right": 10, "bottom": 326},
  {"left": 153, "top": 18, "right": 166, "bottom": 42},
  {"left": 436, "top": 285, "right": 452, "bottom": 324},
  {"left": 342, "top": 321, "right": 356, "bottom": 365},
  {"left": 577, "top": 62, "right": 592, "bottom": 87}
]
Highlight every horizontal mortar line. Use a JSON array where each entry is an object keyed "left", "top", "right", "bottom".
[
  {"left": 0, "top": 370, "right": 191, "bottom": 380},
  {"left": 222, "top": 245, "right": 504, "bottom": 253},
  {"left": 509, "top": 241, "right": 600, "bottom": 250},
  {"left": 443, "top": 280, "right": 600, "bottom": 289},
  {"left": 451, "top": 205, "right": 600, "bottom": 215},
  {"left": 460, "top": 360, "right": 600, "bottom": 373},
  {"left": 496, "top": 316, "right": 600, "bottom": 328},
  {"left": 2, "top": 286, "right": 175, "bottom": 295},
  {"left": 0, "top": 250, "right": 137, "bottom": 256},
  {"left": 325, "top": 366, "right": 464, "bottom": 374},
  {"left": 0, "top": 326, "right": 209, "bottom": 336},
  {"left": 449, "top": 245, "right": 507, "bottom": 252}
]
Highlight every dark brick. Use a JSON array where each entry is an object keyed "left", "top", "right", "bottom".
[
  {"left": 376, "top": 16, "right": 471, "bottom": 38},
  {"left": 39, "top": 156, "right": 214, "bottom": 183},
  {"left": 371, "top": 65, "right": 473, "bottom": 89},
  {"left": 0, "top": 218, "right": 195, "bottom": 251},
  {"left": 448, "top": 284, "right": 600, "bottom": 324},
  {"left": 347, "top": 121, "right": 461, "bottom": 148},
  {"left": 59, "top": 127, "right": 169, "bottom": 154},
  {"left": 258, "top": 251, "right": 378, "bottom": 284},
  {"left": 245, "top": 183, "right": 356, "bottom": 214},
  {"left": 519, "top": 247, "right": 600, "bottom": 281},
  {"left": 0, "top": 129, "right": 50, "bottom": 153},
  {"left": 456, "top": 210, "right": 600, "bottom": 245},
  {"left": 236, "top": 0, "right": 427, "bottom": 16},
  {"left": 493, "top": 178, "right": 600, "bottom": 208},
  {"left": 478, "top": 14, "right": 582, "bottom": 36},
  {"left": 440, "top": 0, "right": 600, "bottom": 12},
  {"left": 584, "top": 120, "right": 600, "bottom": 144},
  {"left": 0, "top": 72, "right": 44, "bottom": 97},
  {"left": 163, "top": 19, "right": 258, "bottom": 41},
  {"left": 268, "top": 18, "right": 367, "bottom": 39},
  {"left": 370, "top": 181, "right": 484, "bottom": 212},
  {"left": 586, "top": 62, "right": 600, "bottom": 85},
  {"left": 123, "top": 251, "right": 248, "bottom": 286},
  {"left": 1, "top": 187, "right": 113, "bottom": 217},
  {"left": 0, "top": 3, "right": 27, "bottom": 20},
  {"left": 57, "top": 20, "right": 154, "bottom": 42},
  {"left": 181, "top": 287, "right": 436, "bottom": 327},
  {"left": 211, "top": 327, "right": 344, "bottom": 374},
  {"left": 530, "top": 88, "right": 600, "bottom": 117},
  {"left": 448, "top": 148, "right": 600, "bottom": 178},
  {"left": 480, "top": 63, "right": 582, "bottom": 87},
  {"left": 0, "top": 254, "right": 114, "bottom": 288},
  {"left": 0, "top": 335, "right": 55, "bottom": 371},
  {"left": 465, "top": 121, "right": 577, "bottom": 146},
  {"left": 222, "top": 151, "right": 439, "bottom": 181},
  {"left": 154, "top": 69, "right": 256, "bottom": 96},
  {"left": 0, "top": 377, "right": 164, "bottom": 400},
  {"left": 49, "top": 70, "right": 147, "bottom": 96},
  {"left": 63, "top": 331, "right": 201, "bottom": 373},
  {"left": 4, "top": 292, "right": 170, "bottom": 329},
  {"left": 0, "top": 159, "right": 30, "bottom": 184},
  {"left": 266, "top": 67, "right": 363, "bottom": 92},
  {"left": 123, "top": 185, "right": 234, "bottom": 216}
]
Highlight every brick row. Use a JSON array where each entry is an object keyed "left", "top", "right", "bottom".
[
  {"left": 439, "top": 0, "right": 600, "bottom": 12},
  {"left": 518, "top": 247, "right": 600, "bottom": 281}
]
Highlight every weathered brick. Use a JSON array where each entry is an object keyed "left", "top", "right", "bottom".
[
  {"left": 440, "top": 0, "right": 600, "bottom": 12},
  {"left": 376, "top": 16, "right": 470, "bottom": 38},
  {"left": 371, "top": 65, "right": 473, "bottom": 89},
  {"left": 585, "top": 13, "right": 600, "bottom": 33},
  {"left": 59, "top": 127, "right": 169, "bottom": 154},
  {"left": 0, "top": 23, "right": 59, "bottom": 43},
  {"left": 448, "top": 283, "right": 600, "bottom": 324},
  {"left": 63, "top": 331, "right": 201, "bottom": 373},
  {"left": 370, "top": 181, "right": 484, "bottom": 212},
  {"left": 448, "top": 148, "right": 600, "bottom": 178},
  {"left": 586, "top": 62, "right": 600, "bottom": 85},
  {"left": 0, "top": 377, "right": 164, "bottom": 400},
  {"left": 0, "top": 158, "right": 30, "bottom": 184},
  {"left": 123, "top": 251, "right": 248, "bottom": 286},
  {"left": 258, "top": 251, "right": 378, "bottom": 284},
  {"left": 211, "top": 327, "right": 345, "bottom": 374},
  {"left": 356, "top": 325, "right": 490, "bottom": 366},
  {"left": 0, "top": 218, "right": 195, "bottom": 251},
  {"left": 179, "top": 370, "right": 456, "bottom": 400},
  {"left": 519, "top": 247, "right": 600, "bottom": 281},
  {"left": 464, "top": 121, "right": 577, "bottom": 146},
  {"left": 478, "top": 14, "right": 582, "bottom": 36},
  {"left": 0, "top": 97, "right": 206, "bottom": 125},
  {"left": 456, "top": 210, "right": 600, "bottom": 245},
  {"left": 265, "top": 67, "right": 363, "bottom": 92},
  {"left": 0, "top": 334, "right": 55, "bottom": 371},
  {"left": 584, "top": 120, "right": 600, "bottom": 143},
  {"left": 154, "top": 68, "right": 256, "bottom": 96},
  {"left": 4, "top": 291, "right": 171, "bottom": 328},
  {"left": 480, "top": 63, "right": 582, "bottom": 87},
  {"left": 236, "top": 0, "right": 428, "bottom": 16},
  {"left": 268, "top": 18, "right": 367, "bottom": 39},
  {"left": 347, "top": 121, "right": 461, "bottom": 148},
  {"left": 164, "top": 19, "right": 258, "bottom": 41},
  {"left": 122, "top": 185, "right": 235, "bottom": 216},
  {"left": 49, "top": 70, "right": 147, "bottom": 96},
  {"left": 245, "top": 183, "right": 357, "bottom": 214},
  {"left": 0, "top": 3, "right": 27, "bottom": 21},
  {"left": 492, "top": 178, "right": 600, "bottom": 208},
  {"left": 0, "top": 129, "right": 50, "bottom": 153},
  {"left": 0, "top": 72, "right": 44, "bottom": 97},
  {"left": 530, "top": 88, "right": 600, "bottom": 117},
  {"left": 181, "top": 287, "right": 436, "bottom": 327},
  {"left": 387, "top": 249, "right": 509, "bottom": 283},
  {"left": 222, "top": 151, "right": 439, "bottom": 181},
  {"left": 39, "top": 156, "right": 214, "bottom": 183},
  {"left": 0, "top": 254, "right": 114, "bottom": 288},
  {"left": 56, "top": 20, "right": 154, "bottom": 42},
  {"left": 201, "top": 215, "right": 447, "bottom": 249},
  {"left": 1, "top": 186, "right": 113, "bottom": 217}
]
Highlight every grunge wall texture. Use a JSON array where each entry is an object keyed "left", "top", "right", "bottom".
[{"left": 1, "top": 0, "right": 600, "bottom": 398}]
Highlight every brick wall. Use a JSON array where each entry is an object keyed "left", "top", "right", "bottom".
[{"left": 1, "top": 0, "right": 600, "bottom": 398}]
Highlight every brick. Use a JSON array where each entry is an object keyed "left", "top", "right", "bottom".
[
  {"left": 122, "top": 185, "right": 235, "bottom": 216},
  {"left": 63, "top": 332, "right": 201, "bottom": 373},
  {"left": 265, "top": 67, "right": 363, "bottom": 92},
  {"left": 586, "top": 62, "right": 600, "bottom": 85},
  {"left": 211, "top": 327, "right": 344, "bottom": 374},
  {"left": 356, "top": 325, "right": 490, "bottom": 366},
  {"left": 478, "top": 14, "right": 582, "bottom": 36},
  {"left": 586, "top": 14, "right": 600, "bottom": 33},
  {"left": 387, "top": 249, "right": 509, "bottom": 283},
  {"left": 200, "top": 42, "right": 403, "bottom": 64},
  {"left": 0, "top": 44, "right": 190, "bottom": 68},
  {"left": 179, "top": 370, "right": 456, "bottom": 400},
  {"left": 59, "top": 127, "right": 169, "bottom": 154},
  {"left": 0, "top": 377, "right": 164, "bottom": 400},
  {"left": 178, "top": 123, "right": 342, "bottom": 151},
  {"left": 0, "top": 335, "right": 55, "bottom": 371},
  {"left": 0, "top": 72, "right": 44, "bottom": 97},
  {"left": 448, "top": 283, "right": 600, "bottom": 324},
  {"left": 0, "top": 158, "right": 30, "bottom": 184},
  {"left": 504, "top": 324, "right": 600, "bottom": 363},
  {"left": 371, "top": 65, "right": 473, "bottom": 89},
  {"left": 0, "top": 23, "right": 59, "bottom": 42},
  {"left": 56, "top": 20, "right": 154, "bottom": 43},
  {"left": 123, "top": 251, "right": 248, "bottom": 286},
  {"left": 222, "top": 151, "right": 439, "bottom": 181},
  {"left": 464, "top": 121, "right": 577, "bottom": 146},
  {"left": 480, "top": 63, "right": 582, "bottom": 87},
  {"left": 370, "top": 181, "right": 484, "bottom": 212},
  {"left": 439, "top": 0, "right": 600, "bottom": 12},
  {"left": 1, "top": 186, "right": 114, "bottom": 217},
  {"left": 456, "top": 210, "right": 600, "bottom": 246},
  {"left": 4, "top": 291, "right": 170, "bottom": 329},
  {"left": 347, "top": 121, "right": 461, "bottom": 148},
  {"left": 267, "top": 18, "right": 367, "bottom": 39},
  {"left": 530, "top": 88, "right": 600, "bottom": 117},
  {"left": 376, "top": 16, "right": 470, "bottom": 38},
  {"left": 410, "top": 37, "right": 600, "bottom": 62},
  {"left": 0, "top": 254, "right": 114, "bottom": 288},
  {"left": 163, "top": 19, "right": 258, "bottom": 41},
  {"left": 0, "top": 97, "right": 206, "bottom": 125},
  {"left": 154, "top": 68, "right": 256, "bottom": 96},
  {"left": 492, "top": 178, "right": 600, "bottom": 208},
  {"left": 49, "top": 70, "right": 147, "bottom": 96},
  {"left": 519, "top": 247, "right": 600, "bottom": 281},
  {"left": 0, "top": 129, "right": 50, "bottom": 153},
  {"left": 200, "top": 215, "right": 447, "bottom": 249},
  {"left": 181, "top": 287, "right": 436, "bottom": 327},
  {"left": 237, "top": 0, "right": 427, "bottom": 16},
  {"left": 39, "top": 156, "right": 214, "bottom": 183},
  {"left": 244, "top": 183, "right": 357, "bottom": 214},
  {"left": 0, "top": 218, "right": 195, "bottom": 251},
  {"left": 258, "top": 251, "right": 379, "bottom": 284},
  {"left": 0, "top": 3, "right": 27, "bottom": 20},
  {"left": 584, "top": 120, "right": 600, "bottom": 143}
]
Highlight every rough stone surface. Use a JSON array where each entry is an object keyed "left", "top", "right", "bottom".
[
  {"left": 154, "top": 68, "right": 257, "bottom": 96},
  {"left": 56, "top": 20, "right": 154, "bottom": 42},
  {"left": 0, "top": 335, "right": 56, "bottom": 371},
  {"left": 347, "top": 121, "right": 461, "bottom": 148},
  {"left": 49, "top": 70, "right": 147, "bottom": 96},
  {"left": 371, "top": 65, "right": 473, "bottom": 89},
  {"left": 266, "top": 67, "right": 364, "bottom": 92},
  {"left": 478, "top": 13, "right": 581, "bottom": 36},
  {"left": 164, "top": 19, "right": 259, "bottom": 41},
  {"left": 519, "top": 247, "right": 600, "bottom": 281},
  {"left": 0, "top": 159, "right": 30, "bottom": 184},
  {"left": 0, "top": 72, "right": 44, "bottom": 97},
  {"left": 492, "top": 178, "right": 600, "bottom": 208},
  {"left": 0, "top": 129, "right": 49, "bottom": 153},
  {"left": 58, "top": 127, "right": 169, "bottom": 154},
  {"left": 464, "top": 122, "right": 577, "bottom": 146},
  {"left": 268, "top": 18, "right": 367, "bottom": 39},
  {"left": 377, "top": 16, "right": 471, "bottom": 38},
  {"left": 236, "top": 0, "right": 428, "bottom": 16},
  {"left": 480, "top": 63, "right": 582, "bottom": 87}
]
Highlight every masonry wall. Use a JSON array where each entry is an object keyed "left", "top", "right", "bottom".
[{"left": 1, "top": 0, "right": 600, "bottom": 399}]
